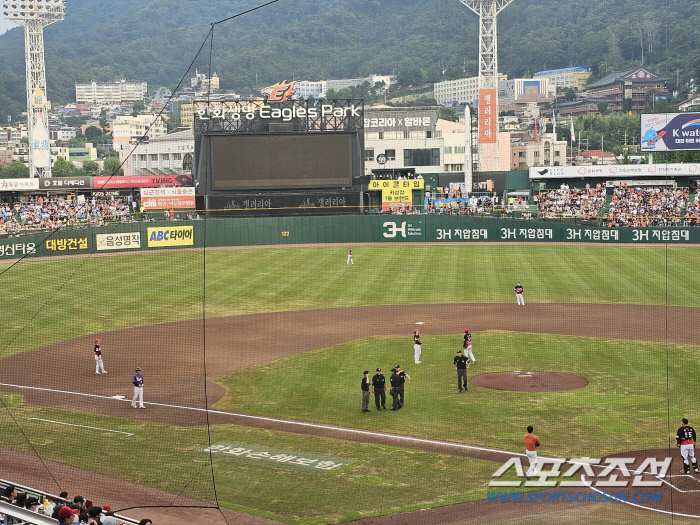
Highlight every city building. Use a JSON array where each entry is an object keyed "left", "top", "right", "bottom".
[
  {"left": 433, "top": 74, "right": 507, "bottom": 105},
  {"left": 111, "top": 114, "right": 168, "bottom": 150},
  {"left": 678, "top": 94, "right": 700, "bottom": 112},
  {"left": 294, "top": 81, "right": 326, "bottom": 99},
  {"left": 533, "top": 67, "right": 591, "bottom": 91},
  {"left": 118, "top": 129, "right": 194, "bottom": 176},
  {"left": 191, "top": 69, "right": 219, "bottom": 91},
  {"left": 326, "top": 74, "right": 392, "bottom": 92},
  {"left": 75, "top": 79, "right": 148, "bottom": 106},
  {"left": 583, "top": 68, "right": 667, "bottom": 113},
  {"left": 510, "top": 132, "right": 567, "bottom": 169}
]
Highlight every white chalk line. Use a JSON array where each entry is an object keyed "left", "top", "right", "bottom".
[
  {"left": 28, "top": 418, "right": 134, "bottom": 436},
  {"left": 3, "top": 381, "right": 699, "bottom": 517}
]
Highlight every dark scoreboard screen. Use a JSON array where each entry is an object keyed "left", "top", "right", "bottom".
[{"left": 209, "top": 132, "right": 358, "bottom": 190}]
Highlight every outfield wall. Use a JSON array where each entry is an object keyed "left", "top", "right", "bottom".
[{"left": 2, "top": 216, "right": 699, "bottom": 260}]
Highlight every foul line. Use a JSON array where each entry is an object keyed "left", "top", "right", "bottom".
[
  {"left": 29, "top": 418, "right": 134, "bottom": 436},
  {"left": 582, "top": 476, "right": 700, "bottom": 519}
]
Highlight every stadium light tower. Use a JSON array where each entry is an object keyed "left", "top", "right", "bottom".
[
  {"left": 459, "top": 0, "right": 515, "bottom": 173},
  {"left": 3, "top": 0, "right": 66, "bottom": 178}
]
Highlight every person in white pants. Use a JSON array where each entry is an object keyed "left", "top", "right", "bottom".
[
  {"left": 524, "top": 425, "right": 540, "bottom": 480},
  {"left": 676, "top": 418, "right": 699, "bottom": 474},
  {"left": 413, "top": 329, "right": 422, "bottom": 364},
  {"left": 347, "top": 247, "right": 354, "bottom": 264},
  {"left": 515, "top": 282, "right": 525, "bottom": 306},
  {"left": 462, "top": 329, "right": 476, "bottom": 363},
  {"left": 132, "top": 367, "right": 145, "bottom": 409},
  {"left": 93, "top": 338, "right": 107, "bottom": 375}
]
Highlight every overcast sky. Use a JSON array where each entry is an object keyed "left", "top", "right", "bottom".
[{"left": 1, "top": 13, "right": 16, "bottom": 35}]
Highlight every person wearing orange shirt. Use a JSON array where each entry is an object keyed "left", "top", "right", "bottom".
[{"left": 524, "top": 425, "right": 541, "bottom": 480}]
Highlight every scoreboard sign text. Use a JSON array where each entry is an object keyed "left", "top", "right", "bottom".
[{"left": 147, "top": 226, "right": 194, "bottom": 247}]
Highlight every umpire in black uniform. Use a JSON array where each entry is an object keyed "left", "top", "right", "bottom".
[
  {"left": 395, "top": 364, "right": 411, "bottom": 408},
  {"left": 389, "top": 368, "right": 402, "bottom": 410},
  {"left": 361, "top": 370, "right": 371, "bottom": 412},
  {"left": 454, "top": 349, "right": 470, "bottom": 392},
  {"left": 371, "top": 368, "right": 386, "bottom": 410}
]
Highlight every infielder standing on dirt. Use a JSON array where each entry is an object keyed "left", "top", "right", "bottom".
[
  {"left": 132, "top": 367, "right": 145, "bottom": 409},
  {"left": 93, "top": 338, "right": 107, "bottom": 375},
  {"left": 462, "top": 329, "right": 476, "bottom": 363},
  {"left": 676, "top": 418, "right": 699, "bottom": 474},
  {"left": 524, "top": 425, "right": 540, "bottom": 480},
  {"left": 413, "top": 329, "right": 422, "bottom": 364},
  {"left": 514, "top": 282, "right": 525, "bottom": 306}
]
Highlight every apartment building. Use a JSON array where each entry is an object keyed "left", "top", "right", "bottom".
[
  {"left": 75, "top": 79, "right": 148, "bottom": 106},
  {"left": 533, "top": 67, "right": 591, "bottom": 91}
]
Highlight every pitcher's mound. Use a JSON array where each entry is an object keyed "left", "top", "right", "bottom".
[{"left": 470, "top": 371, "right": 588, "bottom": 392}]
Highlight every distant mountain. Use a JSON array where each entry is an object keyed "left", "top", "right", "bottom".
[{"left": 0, "top": 0, "right": 699, "bottom": 119}]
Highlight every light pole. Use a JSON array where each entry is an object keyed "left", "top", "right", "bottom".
[{"left": 3, "top": 0, "right": 66, "bottom": 178}]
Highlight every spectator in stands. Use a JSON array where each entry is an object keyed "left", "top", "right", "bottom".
[
  {"left": 87, "top": 505, "right": 103, "bottom": 524},
  {"left": 138, "top": 519, "right": 153, "bottom": 525},
  {"left": 73, "top": 495, "right": 86, "bottom": 513},
  {"left": 57, "top": 506, "right": 79, "bottom": 524},
  {"left": 13, "top": 492, "right": 27, "bottom": 508},
  {"left": 1, "top": 485, "right": 16, "bottom": 503},
  {"left": 25, "top": 496, "right": 39, "bottom": 513}
]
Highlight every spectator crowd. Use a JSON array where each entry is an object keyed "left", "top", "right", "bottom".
[
  {"left": 607, "top": 185, "right": 689, "bottom": 227},
  {"left": 536, "top": 183, "right": 606, "bottom": 220},
  {"left": 0, "top": 197, "right": 133, "bottom": 235}
]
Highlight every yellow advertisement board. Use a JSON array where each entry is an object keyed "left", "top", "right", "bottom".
[
  {"left": 382, "top": 189, "right": 412, "bottom": 202},
  {"left": 147, "top": 226, "right": 194, "bottom": 247}
]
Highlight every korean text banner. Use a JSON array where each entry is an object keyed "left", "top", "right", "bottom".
[
  {"left": 368, "top": 180, "right": 424, "bottom": 191},
  {"left": 141, "top": 187, "right": 196, "bottom": 210},
  {"left": 641, "top": 112, "right": 700, "bottom": 151},
  {"left": 479, "top": 89, "right": 497, "bottom": 144},
  {"left": 147, "top": 226, "right": 194, "bottom": 247},
  {"left": 94, "top": 175, "right": 193, "bottom": 188}
]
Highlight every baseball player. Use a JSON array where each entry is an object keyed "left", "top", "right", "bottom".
[
  {"left": 132, "top": 367, "right": 145, "bottom": 409},
  {"left": 514, "top": 282, "right": 525, "bottom": 306},
  {"left": 524, "top": 425, "right": 540, "bottom": 480},
  {"left": 93, "top": 338, "right": 107, "bottom": 375},
  {"left": 676, "top": 418, "right": 699, "bottom": 474},
  {"left": 413, "top": 329, "right": 422, "bottom": 364},
  {"left": 462, "top": 329, "right": 476, "bottom": 363},
  {"left": 347, "top": 247, "right": 354, "bottom": 264}
]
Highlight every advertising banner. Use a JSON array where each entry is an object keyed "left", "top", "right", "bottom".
[
  {"left": 529, "top": 164, "right": 700, "bottom": 179},
  {"left": 479, "top": 89, "right": 497, "bottom": 144},
  {"left": 45, "top": 237, "right": 88, "bottom": 252},
  {"left": 147, "top": 226, "right": 194, "bottom": 247},
  {"left": 96, "top": 233, "right": 141, "bottom": 251},
  {"left": 140, "top": 187, "right": 196, "bottom": 210},
  {"left": 94, "top": 175, "right": 192, "bottom": 188},
  {"left": 368, "top": 179, "right": 424, "bottom": 191},
  {"left": 0, "top": 241, "right": 37, "bottom": 259},
  {"left": 380, "top": 219, "right": 425, "bottom": 240},
  {"left": 641, "top": 113, "right": 700, "bottom": 151},
  {"left": 40, "top": 177, "right": 91, "bottom": 189},
  {"left": 0, "top": 178, "right": 40, "bottom": 190}
]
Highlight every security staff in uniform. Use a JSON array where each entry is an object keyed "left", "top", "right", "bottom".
[
  {"left": 371, "top": 368, "right": 386, "bottom": 410},
  {"left": 389, "top": 368, "right": 402, "bottom": 410},
  {"left": 453, "top": 349, "right": 470, "bottom": 392},
  {"left": 394, "top": 364, "right": 411, "bottom": 408},
  {"left": 361, "top": 370, "right": 371, "bottom": 412}
]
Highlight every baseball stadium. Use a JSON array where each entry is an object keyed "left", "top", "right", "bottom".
[{"left": 3, "top": 6, "right": 700, "bottom": 525}]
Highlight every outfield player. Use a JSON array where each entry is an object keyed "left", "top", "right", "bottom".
[
  {"left": 676, "top": 418, "right": 699, "bottom": 474},
  {"left": 93, "top": 338, "right": 107, "bottom": 375},
  {"left": 413, "top": 329, "right": 422, "bottom": 364},
  {"left": 524, "top": 425, "right": 540, "bottom": 480},
  {"left": 514, "top": 282, "right": 525, "bottom": 306},
  {"left": 132, "top": 367, "right": 145, "bottom": 409},
  {"left": 347, "top": 247, "right": 354, "bottom": 264},
  {"left": 462, "top": 329, "right": 476, "bottom": 363}
]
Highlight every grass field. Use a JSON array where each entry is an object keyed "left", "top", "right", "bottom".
[{"left": 0, "top": 243, "right": 697, "bottom": 524}]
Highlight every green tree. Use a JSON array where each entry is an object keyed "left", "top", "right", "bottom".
[
  {"left": 84, "top": 126, "right": 102, "bottom": 143},
  {"left": 2, "top": 161, "right": 29, "bottom": 178},
  {"left": 52, "top": 156, "right": 77, "bottom": 177},
  {"left": 70, "top": 134, "right": 87, "bottom": 148},
  {"left": 101, "top": 158, "right": 124, "bottom": 176},
  {"left": 81, "top": 160, "right": 100, "bottom": 176}
]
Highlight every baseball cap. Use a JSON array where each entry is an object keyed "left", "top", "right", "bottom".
[
  {"left": 363, "top": 370, "right": 369, "bottom": 375},
  {"left": 135, "top": 367, "right": 141, "bottom": 371},
  {"left": 457, "top": 349, "right": 462, "bottom": 352},
  {"left": 57, "top": 507, "right": 79, "bottom": 520},
  {"left": 102, "top": 504, "right": 111, "bottom": 512},
  {"left": 95, "top": 338, "right": 100, "bottom": 343},
  {"left": 464, "top": 329, "right": 468, "bottom": 333},
  {"left": 25, "top": 497, "right": 39, "bottom": 507},
  {"left": 414, "top": 329, "right": 418, "bottom": 333},
  {"left": 376, "top": 368, "right": 381, "bottom": 371}
]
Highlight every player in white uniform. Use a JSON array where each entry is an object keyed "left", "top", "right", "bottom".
[
  {"left": 462, "top": 329, "right": 476, "bottom": 363},
  {"left": 413, "top": 329, "right": 422, "bottom": 364},
  {"left": 94, "top": 338, "right": 107, "bottom": 375},
  {"left": 347, "top": 247, "right": 354, "bottom": 264},
  {"left": 515, "top": 282, "right": 525, "bottom": 306},
  {"left": 132, "top": 367, "right": 145, "bottom": 409}
]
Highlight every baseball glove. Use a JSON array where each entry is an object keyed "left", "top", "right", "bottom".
[{"left": 676, "top": 442, "right": 681, "bottom": 448}]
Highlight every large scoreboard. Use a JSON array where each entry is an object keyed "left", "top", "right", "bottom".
[{"left": 193, "top": 97, "right": 364, "bottom": 194}]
